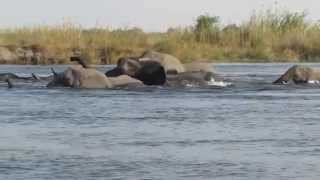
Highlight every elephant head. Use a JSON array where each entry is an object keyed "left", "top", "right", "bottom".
[
  {"left": 135, "top": 61, "right": 166, "bottom": 85},
  {"left": 105, "top": 57, "right": 141, "bottom": 77},
  {"left": 105, "top": 57, "right": 166, "bottom": 85},
  {"left": 47, "top": 66, "right": 113, "bottom": 89},
  {"left": 273, "top": 65, "right": 317, "bottom": 84},
  {"left": 47, "top": 67, "right": 77, "bottom": 87}
]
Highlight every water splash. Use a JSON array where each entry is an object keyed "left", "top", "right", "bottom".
[{"left": 207, "top": 78, "right": 232, "bottom": 87}]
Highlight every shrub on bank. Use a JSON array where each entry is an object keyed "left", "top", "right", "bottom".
[{"left": 0, "top": 9, "right": 320, "bottom": 64}]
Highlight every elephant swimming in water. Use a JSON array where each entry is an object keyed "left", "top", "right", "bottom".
[
  {"left": 0, "top": 73, "right": 41, "bottom": 81},
  {"left": 47, "top": 66, "right": 113, "bottom": 88},
  {"left": 273, "top": 65, "right": 320, "bottom": 84},
  {"left": 105, "top": 51, "right": 227, "bottom": 87},
  {"left": 0, "top": 72, "right": 50, "bottom": 88},
  {"left": 48, "top": 66, "right": 144, "bottom": 89},
  {"left": 105, "top": 57, "right": 141, "bottom": 77},
  {"left": 139, "top": 50, "right": 185, "bottom": 74},
  {"left": 105, "top": 57, "right": 166, "bottom": 85},
  {"left": 47, "top": 57, "right": 143, "bottom": 89}
]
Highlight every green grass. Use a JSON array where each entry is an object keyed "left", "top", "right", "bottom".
[{"left": 1, "top": 8, "right": 320, "bottom": 64}]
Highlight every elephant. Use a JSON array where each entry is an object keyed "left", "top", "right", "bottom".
[
  {"left": 105, "top": 57, "right": 141, "bottom": 77},
  {"left": 183, "top": 62, "right": 213, "bottom": 73},
  {"left": 105, "top": 51, "right": 219, "bottom": 86},
  {"left": 0, "top": 73, "right": 28, "bottom": 81},
  {"left": 105, "top": 57, "right": 166, "bottom": 85},
  {"left": 0, "top": 71, "right": 54, "bottom": 89},
  {"left": 48, "top": 57, "right": 144, "bottom": 89},
  {"left": 163, "top": 61, "right": 220, "bottom": 87},
  {"left": 1, "top": 56, "right": 86, "bottom": 87},
  {"left": 0, "top": 72, "right": 42, "bottom": 81},
  {"left": 139, "top": 50, "right": 185, "bottom": 74},
  {"left": 273, "top": 65, "right": 320, "bottom": 84},
  {"left": 109, "top": 75, "right": 143, "bottom": 88},
  {"left": 47, "top": 66, "right": 113, "bottom": 88},
  {"left": 133, "top": 61, "right": 166, "bottom": 85}
]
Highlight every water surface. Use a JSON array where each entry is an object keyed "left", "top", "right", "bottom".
[{"left": 0, "top": 63, "right": 320, "bottom": 180}]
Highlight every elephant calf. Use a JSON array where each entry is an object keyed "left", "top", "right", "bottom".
[{"left": 273, "top": 65, "right": 320, "bottom": 84}]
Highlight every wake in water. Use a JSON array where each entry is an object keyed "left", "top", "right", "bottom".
[
  {"left": 308, "top": 80, "right": 320, "bottom": 84},
  {"left": 207, "top": 78, "right": 232, "bottom": 87},
  {"left": 4, "top": 64, "right": 320, "bottom": 91}
]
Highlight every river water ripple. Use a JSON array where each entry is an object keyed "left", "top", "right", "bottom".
[{"left": 0, "top": 63, "right": 319, "bottom": 180}]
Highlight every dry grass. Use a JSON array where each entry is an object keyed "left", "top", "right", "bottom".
[{"left": 1, "top": 9, "right": 320, "bottom": 64}]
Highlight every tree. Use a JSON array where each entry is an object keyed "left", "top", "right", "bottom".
[{"left": 194, "top": 14, "right": 220, "bottom": 43}]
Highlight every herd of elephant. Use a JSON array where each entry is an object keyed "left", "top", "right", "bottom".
[{"left": 1, "top": 50, "right": 320, "bottom": 89}]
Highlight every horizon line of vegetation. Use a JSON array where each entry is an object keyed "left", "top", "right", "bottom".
[{"left": 1, "top": 8, "right": 320, "bottom": 64}]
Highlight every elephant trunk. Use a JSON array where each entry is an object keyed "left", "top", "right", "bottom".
[
  {"left": 6, "top": 79, "right": 13, "bottom": 88},
  {"left": 273, "top": 77, "right": 287, "bottom": 84},
  {"left": 105, "top": 67, "right": 123, "bottom": 77},
  {"left": 273, "top": 68, "right": 293, "bottom": 84},
  {"left": 32, "top": 73, "right": 41, "bottom": 81}
]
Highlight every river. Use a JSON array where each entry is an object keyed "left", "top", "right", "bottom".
[{"left": 0, "top": 63, "right": 319, "bottom": 179}]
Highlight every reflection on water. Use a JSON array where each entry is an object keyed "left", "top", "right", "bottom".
[{"left": 0, "top": 64, "right": 320, "bottom": 179}]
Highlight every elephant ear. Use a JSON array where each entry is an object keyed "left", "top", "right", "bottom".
[{"left": 70, "top": 56, "right": 88, "bottom": 68}]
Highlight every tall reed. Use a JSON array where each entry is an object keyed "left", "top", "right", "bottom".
[{"left": 0, "top": 9, "right": 320, "bottom": 64}]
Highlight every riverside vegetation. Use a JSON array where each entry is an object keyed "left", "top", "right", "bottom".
[{"left": 1, "top": 9, "right": 320, "bottom": 64}]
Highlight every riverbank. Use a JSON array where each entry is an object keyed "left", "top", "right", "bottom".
[{"left": 1, "top": 10, "right": 320, "bottom": 64}]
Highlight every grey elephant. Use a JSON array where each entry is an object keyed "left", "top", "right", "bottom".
[
  {"left": 140, "top": 51, "right": 214, "bottom": 74},
  {"left": 105, "top": 51, "right": 223, "bottom": 87},
  {"left": 105, "top": 57, "right": 166, "bottom": 85},
  {"left": 48, "top": 57, "right": 143, "bottom": 89},
  {"left": 139, "top": 50, "right": 185, "bottom": 74},
  {"left": 166, "top": 61, "right": 220, "bottom": 87},
  {"left": 0, "top": 72, "right": 47, "bottom": 89},
  {"left": 47, "top": 65, "right": 113, "bottom": 88},
  {"left": 0, "top": 73, "right": 30, "bottom": 81},
  {"left": 48, "top": 66, "right": 143, "bottom": 89},
  {"left": 273, "top": 65, "right": 320, "bottom": 84}
]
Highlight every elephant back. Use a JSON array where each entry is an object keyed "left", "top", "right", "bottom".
[
  {"left": 50, "top": 66, "right": 113, "bottom": 88},
  {"left": 139, "top": 50, "right": 185, "bottom": 74},
  {"left": 73, "top": 66, "right": 113, "bottom": 88},
  {"left": 183, "top": 62, "right": 213, "bottom": 73},
  {"left": 108, "top": 75, "right": 143, "bottom": 87}
]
